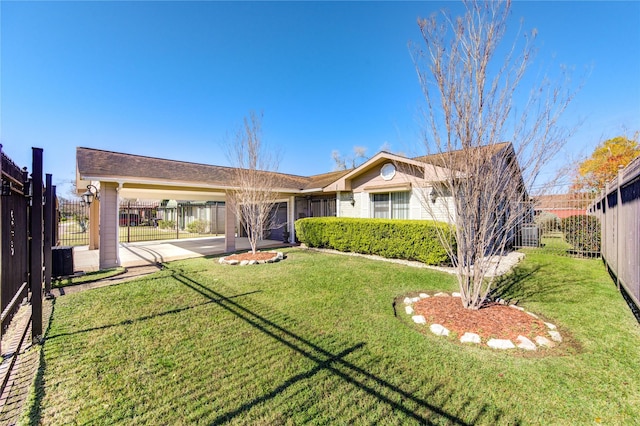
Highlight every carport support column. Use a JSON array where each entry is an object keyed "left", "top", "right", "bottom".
[
  {"left": 224, "top": 202, "right": 236, "bottom": 253},
  {"left": 99, "top": 182, "right": 120, "bottom": 269},
  {"left": 288, "top": 196, "right": 295, "bottom": 243}
]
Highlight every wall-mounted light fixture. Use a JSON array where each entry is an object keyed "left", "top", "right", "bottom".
[
  {"left": 349, "top": 194, "right": 355, "bottom": 206},
  {"left": 81, "top": 184, "right": 100, "bottom": 206},
  {"left": 430, "top": 188, "right": 437, "bottom": 204}
]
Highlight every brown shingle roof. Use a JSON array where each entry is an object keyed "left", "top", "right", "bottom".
[
  {"left": 77, "top": 147, "right": 341, "bottom": 191},
  {"left": 412, "top": 142, "right": 512, "bottom": 166}
]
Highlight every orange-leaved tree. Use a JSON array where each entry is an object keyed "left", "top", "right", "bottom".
[{"left": 573, "top": 135, "right": 640, "bottom": 193}]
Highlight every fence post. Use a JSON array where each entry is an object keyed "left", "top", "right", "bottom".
[
  {"left": 30, "top": 148, "right": 43, "bottom": 342},
  {"left": 44, "top": 174, "right": 53, "bottom": 298},
  {"left": 616, "top": 166, "right": 624, "bottom": 291}
]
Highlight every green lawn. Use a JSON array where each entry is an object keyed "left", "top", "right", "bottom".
[
  {"left": 22, "top": 249, "right": 640, "bottom": 425},
  {"left": 52, "top": 267, "right": 126, "bottom": 288}
]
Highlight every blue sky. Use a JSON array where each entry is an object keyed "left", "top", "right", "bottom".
[{"left": 1, "top": 1, "right": 639, "bottom": 195}]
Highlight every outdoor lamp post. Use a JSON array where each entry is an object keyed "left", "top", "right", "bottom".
[{"left": 81, "top": 184, "right": 100, "bottom": 206}]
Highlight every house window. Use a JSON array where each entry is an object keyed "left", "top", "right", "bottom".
[{"left": 371, "top": 191, "right": 409, "bottom": 219}]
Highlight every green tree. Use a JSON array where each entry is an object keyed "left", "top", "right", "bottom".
[{"left": 573, "top": 135, "right": 640, "bottom": 193}]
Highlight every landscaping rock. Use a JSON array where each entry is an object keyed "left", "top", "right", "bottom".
[
  {"left": 526, "top": 311, "right": 539, "bottom": 319},
  {"left": 248, "top": 260, "right": 258, "bottom": 265},
  {"left": 240, "top": 260, "right": 249, "bottom": 266},
  {"left": 227, "top": 260, "right": 239, "bottom": 265},
  {"left": 544, "top": 322, "right": 557, "bottom": 330},
  {"left": 411, "top": 297, "right": 421, "bottom": 303},
  {"left": 487, "top": 338, "right": 515, "bottom": 350},
  {"left": 419, "top": 293, "right": 429, "bottom": 298},
  {"left": 412, "top": 315, "right": 427, "bottom": 324},
  {"left": 403, "top": 297, "right": 413, "bottom": 305},
  {"left": 516, "top": 335, "right": 537, "bottom": 351},
  {"left": 430, "top": 324, "right": 450, "bottom": 336},
  {"left": 509, "top": 305, "right": 525, "bottom": 311},
  {"left": 451, "top": 292, "right": 461, "bottom": 298},
  {"left": 405, "top": 306, "right": 414, "bottom": 315},
  {"left": 460, "top": 332, "right": 481, "bottom": 344},
  {"left": 434, "top": 292, "right": 450, "bottom": 297},
  {"left": 548, "top": 330, "right": 563, "bottom": 342},
  {"left": 535, "top": 335, "right": 555, "bottom": 348}
]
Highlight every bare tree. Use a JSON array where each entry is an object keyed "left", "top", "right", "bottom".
[
  {"left": 331, "top": 146, "right": 369, "bottom": 170},
  {"left": 411, "top": 0, "right": 576, "bottom": 309},
  {"left": 226, "top": 112, "right": 281, "bottom": 254}
]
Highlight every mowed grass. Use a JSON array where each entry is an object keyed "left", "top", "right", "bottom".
[{"left": 22, "top": 249, "right": 640, "bottom": 425}]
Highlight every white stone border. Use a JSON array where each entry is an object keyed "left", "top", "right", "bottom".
[
  {"left": 404, "top": 292, "right": 562, "bottom": 351},
  {"left": 219, "top": 251, "right": 284, "bottom": 266}
]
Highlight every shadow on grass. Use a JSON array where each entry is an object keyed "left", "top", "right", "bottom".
[
  {"left": 24, "top": 298, "right": 58, "bottom": 426},
  {"left": 490, "top": 262, "right": 563, "bottom": 305},
  {"left": 45, "top": 290, "right": 262, "bottom": 340},
  {"left": 169, "top": 268, "right": 506, "bottom": 425}
]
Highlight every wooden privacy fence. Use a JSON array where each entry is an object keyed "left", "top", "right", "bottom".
[{"left": 589, "top": 157, "right": 640, "bottom": 310}]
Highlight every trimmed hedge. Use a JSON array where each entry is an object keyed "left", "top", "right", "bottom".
[
  {"left": 561, "top": 215, "right": 601, "bottom": 254},
  {"left": 295, "top": 217, "right": 455, "bottom": 266}
]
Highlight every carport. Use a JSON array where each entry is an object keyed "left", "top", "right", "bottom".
[{"left": 76, "top": 147, "right": 309, "bottom": 270}]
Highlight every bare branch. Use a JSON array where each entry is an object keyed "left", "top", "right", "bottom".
[
  {"left": 410, "top": 0, "right": 577, "bottom": 309},
  {"left": 225, "top": 111, "right": 282, "bottom": 254}
]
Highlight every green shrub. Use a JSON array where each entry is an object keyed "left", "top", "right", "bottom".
[
  {"left": 158, "top": 220, "right": 175, "bottom": 230},
  {"left": 561, "top": 215, "right": 601, "bottom": 253},
  {"left": 295, "top": 217, "right": 455, "bottom": 265},
  {"left": 186, "top": 219, "right": 207, "bottom": 234}
]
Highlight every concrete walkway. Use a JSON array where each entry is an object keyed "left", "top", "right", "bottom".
[{"left": 73, "top": 236, "right": 288, "bottom": 272}]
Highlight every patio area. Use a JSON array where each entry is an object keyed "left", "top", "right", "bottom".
[{"left": 72, "top": 237, "right": 288, "bottom": 272}]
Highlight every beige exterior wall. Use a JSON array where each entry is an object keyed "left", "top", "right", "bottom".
[
  {"left": 415, "top": 187, "right": 456, "bottom": 223},
  {"left": 334, "top": 163, "right": 456, "bottom": 224},
  {"left": 99, "top": 182, "right": 120, "bottom": 269},
  {"left": 337, "top": 192, "right": 358, "bottom": 217}
]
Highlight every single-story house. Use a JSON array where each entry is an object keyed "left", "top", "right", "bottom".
[{"left": 76, "top": 142, "right": 522, "bottom": 269}]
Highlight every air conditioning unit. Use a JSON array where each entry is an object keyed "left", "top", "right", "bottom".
[{"left": 52, "top": 246, "right": 74, "bottom": 277}]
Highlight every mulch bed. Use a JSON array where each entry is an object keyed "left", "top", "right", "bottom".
[
  {"left": 413, "top": 296, "right": 548, "bottom": 341},
  {"left": 223, "top": 251, "right": 280, "bottom": 262}
]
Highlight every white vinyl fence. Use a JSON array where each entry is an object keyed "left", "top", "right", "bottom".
[{"left": 589, "top": 156, "right": 640, "bottom": 311}]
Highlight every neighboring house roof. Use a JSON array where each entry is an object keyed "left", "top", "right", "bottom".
[
  {"left": 534, "top": 194, "right": 592, "bottom": 209},
  {"left": 76, "top": 147, "right": 349, "bottom": 193},
  {"left": 533, "top": 193, "right": 592, "bottom": 220}
]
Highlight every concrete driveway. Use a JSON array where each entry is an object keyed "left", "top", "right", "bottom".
[{"left": 73, "top": 237, "right": 288, "bottom": 272}]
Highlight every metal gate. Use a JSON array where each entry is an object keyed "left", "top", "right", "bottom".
[
  {"left": 515, "top": 189, "right": 599, "bottom": 257},
  {"left": 57, "top": 198, "right": 90, "bottom": 246}
]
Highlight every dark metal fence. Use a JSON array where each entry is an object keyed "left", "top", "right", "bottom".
[
  {"left": 119, "top": 200, "right": 226, "bottom": 243},
  {"left": 514, "top": 189, "right": 599, "bottom": 257},
  {"left": 590, "top": 157, "right": 640, "bottom": 311},
  {"left": 56, "top": 199, "right": 227, "bottom": 245},
  {"left": 1, "top": 149, "right": 30, "bottom": 332},
  {"left": 57, "top": 198, "right": 90, "bottom": 246},
  {"left": 1, "top": 146, "right": 52, "bottom": 359}
]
